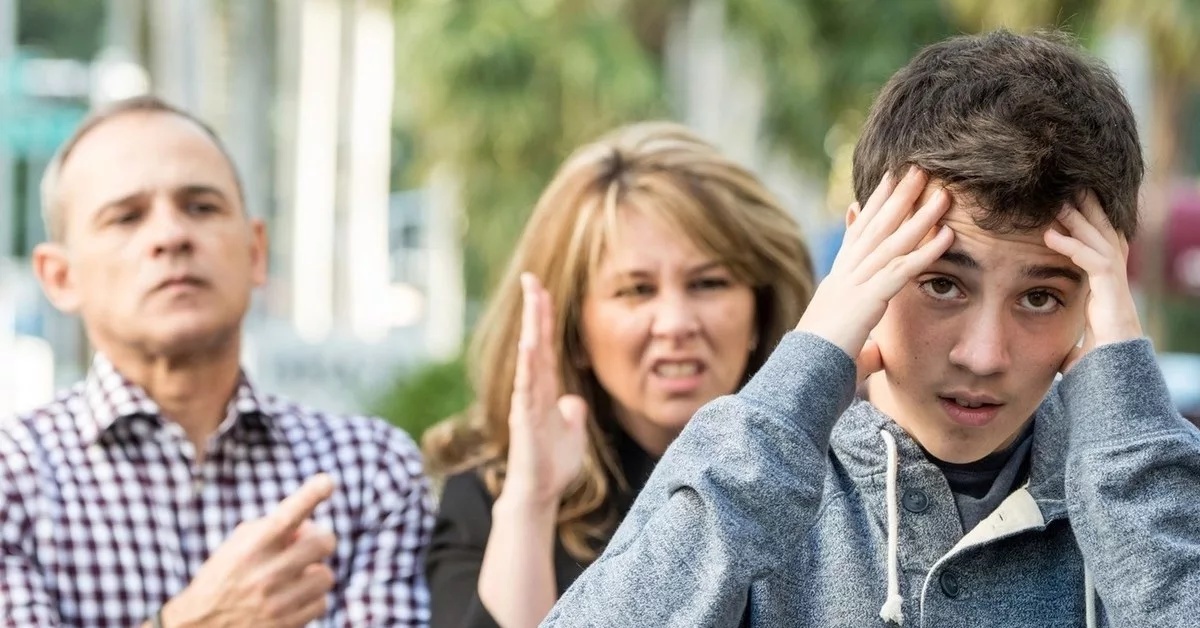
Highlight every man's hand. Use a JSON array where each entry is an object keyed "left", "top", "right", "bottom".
[
  {"left": 796, "top": 167, "right": 955, "bottom": 380},
  {"left": 158, "top": 474, "right": 338, "bottom": 628},
  {"left": 1044, "top": 190, "right": 1143, "bottom": 373}
]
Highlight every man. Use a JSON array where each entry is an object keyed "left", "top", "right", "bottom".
[
  {"left": 542, "top": 30, "right": 1200, "bottom": 626},
  {"left": 0, "top": 96, "right": 435, "bottom": 626}
]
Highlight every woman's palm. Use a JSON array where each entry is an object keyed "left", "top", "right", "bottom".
[{"left": 505, "top": 274, "right": 590, "bottom": 504}]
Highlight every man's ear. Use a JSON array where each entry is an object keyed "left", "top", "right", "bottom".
[
  {"left": 249, "top": 218, "right": 269, "bottom": 286},
  {"left": 845, "top": 202, "right": 862, "bottom": 229},
  {"left": 32, "top": 242, "right": 82, "bottom": 313}
]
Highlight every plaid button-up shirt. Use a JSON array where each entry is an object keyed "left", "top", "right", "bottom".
[{"left": 0, "top": 355, "right": 435, "bottom": 626}]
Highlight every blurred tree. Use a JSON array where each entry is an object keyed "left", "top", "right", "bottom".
[
  {"left": 394, "top": 0, "right": 670, "bottom": 300},
  {"left": 18, "top": 0, "right": 106, "bottom": 60},
  {"left": 1166, "top": 296, "right": 1200, "bottom": 354},
  {"left": 725, "top": 0, "right": 957, "bottom": 178},
  {"left": 372, "top": 354, "right": 472, "bottom": 443}
]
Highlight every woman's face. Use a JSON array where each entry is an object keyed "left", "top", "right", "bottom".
[{"left": 580, "top": 211, "right": 757, "bottom": 455}]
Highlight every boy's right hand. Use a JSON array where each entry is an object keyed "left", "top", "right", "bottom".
[{"left": 796, "top": 168, "right": 955, "bottom": 380}]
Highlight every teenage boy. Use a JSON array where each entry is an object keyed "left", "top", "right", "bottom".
[{"left": 542, "top": 30, "right": 1200, "bottom": 627}]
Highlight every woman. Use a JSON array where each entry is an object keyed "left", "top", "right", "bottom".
[{"left": 424, "top": 121, "right": 815, "bottom": 628}]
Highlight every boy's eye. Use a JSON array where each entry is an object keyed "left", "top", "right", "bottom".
[
  {"left": 918, "top": 277, "right": 962, "bottom": 300},
  {"left": 928, "top": 278, "right": 955, "bottom": 295},
  {"left": 1020, "top": 290, "right": 1063, "bottom": 313}
]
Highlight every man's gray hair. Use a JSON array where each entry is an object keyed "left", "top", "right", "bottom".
[{"left": 39, "top": 94, "right": 245, "bottom": 241}]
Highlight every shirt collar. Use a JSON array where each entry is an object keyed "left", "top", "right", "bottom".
[{"left": 80, "top": 352, "right": 283, "bottom": 446}]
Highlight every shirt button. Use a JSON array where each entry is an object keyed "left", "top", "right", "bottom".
[
  {"left": 940, "top": 570, "right": 962, "bottom": 598},
  {"left": 902, "top": 488, "right": 929, "bottom": 513}
]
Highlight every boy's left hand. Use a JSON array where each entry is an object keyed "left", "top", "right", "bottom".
[{"left": 1043, "top": 190, "right": 1144, "bottom": 373}]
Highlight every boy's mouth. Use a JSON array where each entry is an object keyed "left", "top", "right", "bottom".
[
  {"left": 937, "top": 395, "right": 1004, "bottom": 427},
  {"left": 948, "top": 397, "right": 990, "bottom": 409}
]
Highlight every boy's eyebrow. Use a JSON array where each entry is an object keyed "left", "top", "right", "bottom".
[
  {"left": 1021, "top": 264, "right": 1083, "bottom": 284},
  {"left": 935, "top": 249, "right": 1082, "bottom": 284},
  {"left": 937, "top": 249, "right": 980, "bottom": 270}
]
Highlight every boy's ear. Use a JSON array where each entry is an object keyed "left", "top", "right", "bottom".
[{"left": 845, "top": 202, "right": 862, "bottom": 229}]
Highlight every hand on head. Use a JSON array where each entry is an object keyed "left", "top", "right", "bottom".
[
  {"left": 796, "top": 168, "right": 955, "bottom": 384},
  {"left": 1043, "top": 190, "right": 1143, "bottom": 373}
]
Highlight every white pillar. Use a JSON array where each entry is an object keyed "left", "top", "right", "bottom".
[
  {"left": 344, "top": 0, "right": 395, "bottom": 342},
  {"left": 425, "top": 163, "right": 465, "bottom": 360},
  {"left": 290, "top": 0, "right": 342, "bottom": 342},
  {"left": 228, "top": 0, "right": 272, "bottom": 221},
  {"left": 148, "top": 0, "right": 205, "bottom": 110}
]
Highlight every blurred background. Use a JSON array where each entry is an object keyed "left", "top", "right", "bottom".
[{"left": 0, "top": 0, "right": 1197, "bottom": 431}]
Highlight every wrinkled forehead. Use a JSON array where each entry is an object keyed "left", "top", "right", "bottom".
[
  {"left": 940, "top": 214, "right": 1081, "bottom": 288},
  {"left": 912, "top": 184, "right": 1078, "bottom": 277},
  {"left": 58, "top": 111, "right": 240, "bottom": 211}
]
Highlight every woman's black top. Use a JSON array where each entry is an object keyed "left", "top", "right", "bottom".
[{"left": 427, "top": 425, "right": 656, "bottom": 628}]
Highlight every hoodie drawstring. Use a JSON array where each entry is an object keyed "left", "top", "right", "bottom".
[
  {"left": 879, "top": 429, "right": 905, "bottom": 625},
  {"left": 1084, "top": 564, "right": 1097, "bottom": 628}
]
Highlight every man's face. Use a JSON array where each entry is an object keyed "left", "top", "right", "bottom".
[
  {"left": 866, "top": 186, "right": 1087, "bottom": 463},
  {"left": 35, "top": 111, "right": 266, "bottom": 359}
]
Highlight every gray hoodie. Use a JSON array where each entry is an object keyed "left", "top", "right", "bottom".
[{"left": 542, "top": 332, "right": 1200, "bottom": 627}]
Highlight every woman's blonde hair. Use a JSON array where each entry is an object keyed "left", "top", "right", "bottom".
[{"left": 424, "top": 121, "right": 815, "bottom": 560}]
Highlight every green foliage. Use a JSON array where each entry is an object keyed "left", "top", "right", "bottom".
[
  {"left": 394, "top": 0, "right": 670, "bottom": 299},
  {"left": 1166, "top": 296, "right": 1200, "bottom": 354},
  {"left": 726, "top": 0, "right": 957, "bottom": 177},
  {"left": 372, "top": 354, "right": 474, "bottom": 442}
]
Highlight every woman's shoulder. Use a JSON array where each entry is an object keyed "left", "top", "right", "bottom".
[
  {"left": 432, "top": 466, "right": 496, "bottom": 545},
  {"left": 440, "top": 466, "right": 495, "bottom": 506}
]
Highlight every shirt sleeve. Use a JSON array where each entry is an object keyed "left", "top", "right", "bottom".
[
  {"left": 0, "top": 432, "right": 62, "bottom": 626},
  {"left": 426, "top": 471, "right": 502, "bottom": 628},
  {"left": 1061, "top": 338, "right": 1200, "bottom": 626},
  {"left": 331, "top": 425, "right": 436, "bottom": 627}
]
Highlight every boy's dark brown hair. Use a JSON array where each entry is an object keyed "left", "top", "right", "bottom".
[{"left": 852, "top": 29, "right": 1143, "bottom": 236}]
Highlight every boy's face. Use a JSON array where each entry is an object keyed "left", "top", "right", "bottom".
[{"left": 865, "top": 184, "right": 1088, "bottom": 463}]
